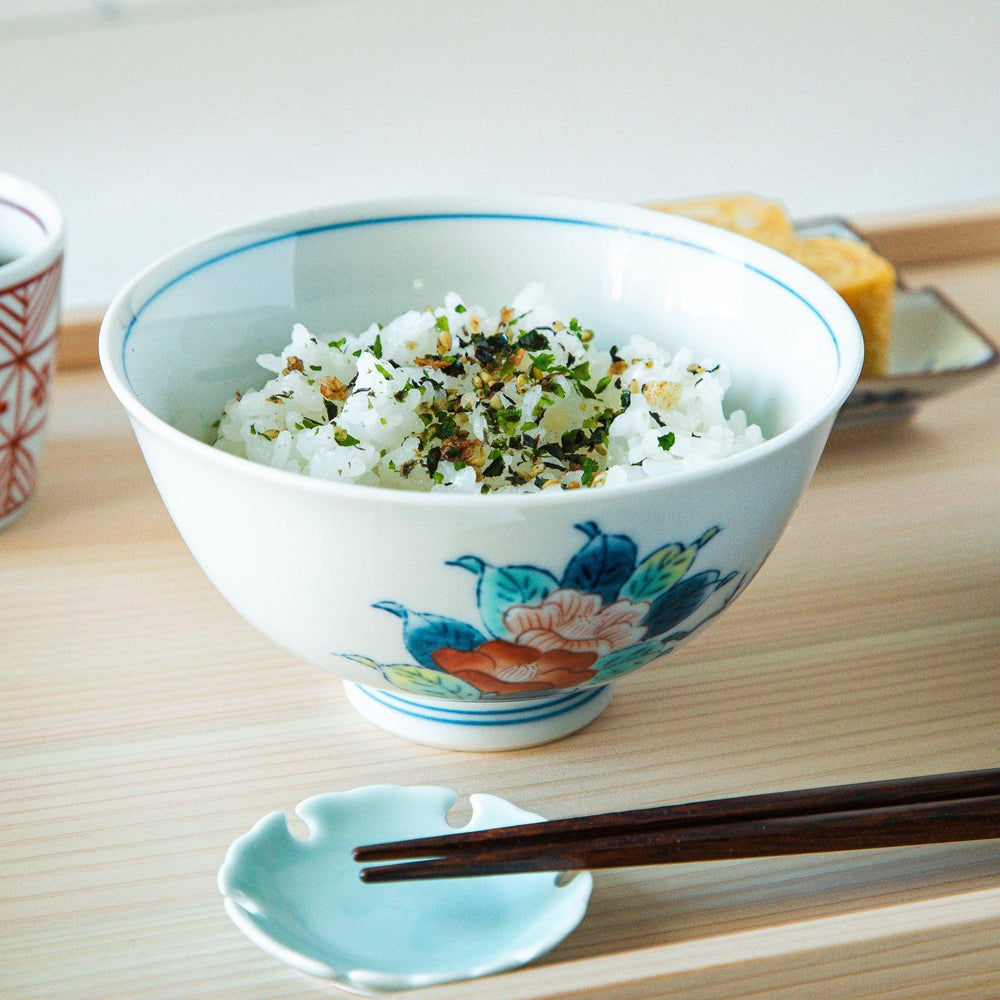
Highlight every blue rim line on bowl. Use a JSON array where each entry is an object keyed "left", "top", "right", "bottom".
[
  {"left": 120, "top": 211, "right": 842, "bottom": 368},
  {"left": 349, "top": 684, "right": 609, "bottom": 726}
]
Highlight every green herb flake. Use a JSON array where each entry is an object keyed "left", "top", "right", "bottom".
[{"left": 334, "top": 428, "right": 361, "bottom": 447}]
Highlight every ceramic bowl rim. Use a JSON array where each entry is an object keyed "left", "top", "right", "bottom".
[
  {"left": 99, "top": 193, "right": 864, "bottom": 510},
  {"left": 0, "top": 172, "right": 64, "bottom": 286}
]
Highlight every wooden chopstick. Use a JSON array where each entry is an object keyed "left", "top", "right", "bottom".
[
  {"left": 354, "top": 769, "right": 1000, "bottom": 883},
  {"left": 358, "top": 795, "right": 1000, "bottom": 882},
  {"left": 356, "top": 768, "right": 1000, "bottom": 859}
]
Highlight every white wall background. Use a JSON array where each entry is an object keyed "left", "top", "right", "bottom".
[{"left": 3, "top": 0, "right": 999, "bottom": 309}]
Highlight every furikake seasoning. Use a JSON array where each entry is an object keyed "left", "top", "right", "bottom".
[{"left": 214, "top": 285, "right": 764, "bottom": 493}]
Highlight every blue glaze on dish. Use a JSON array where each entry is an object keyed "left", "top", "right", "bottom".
[{"left": 218, "top": 786, "right": 593, "bottom": 994}]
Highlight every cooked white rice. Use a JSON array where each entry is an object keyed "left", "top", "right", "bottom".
[{"left": 213, "top": 283, "right": 764, "bottom": 493}]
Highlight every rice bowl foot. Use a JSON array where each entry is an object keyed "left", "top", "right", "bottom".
[{"left": 343, "top": 682, "right": 614, "bottom": 751}]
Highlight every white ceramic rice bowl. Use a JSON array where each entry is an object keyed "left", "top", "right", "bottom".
[{"left": 99, "top": 196, "right": 863, "bottom": 750}]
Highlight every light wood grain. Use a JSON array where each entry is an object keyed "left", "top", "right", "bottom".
[{"left": 3, "top": 245, "right": 999, "bottom": 999}]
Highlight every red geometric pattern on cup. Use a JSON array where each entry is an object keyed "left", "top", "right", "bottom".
[{"left": 0, "top": 257, "right": 62, "bottom": 520}]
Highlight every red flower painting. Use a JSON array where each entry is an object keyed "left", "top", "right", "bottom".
[{"left": 432, "top": 639, "right": 598, "bottom": 695}]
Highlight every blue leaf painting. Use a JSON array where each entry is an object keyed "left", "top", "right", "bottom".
[
  {"left": 560, "top": 522, "right": 638, "bottom": 604},
  {"left": 372, "top": 601, "right": 488, "bottom": 670},
  {"left": 641, "top": 570, "right": 735, "bottom": 638},
  {"left": 448, "top": 556, "right": 558, "bottom": 638},
  {"left": 591, "top": 641, "right": 666, "bottom": 683}
]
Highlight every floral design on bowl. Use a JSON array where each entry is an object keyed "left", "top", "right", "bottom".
[{"left": 344, "top": 521, "right": 742, "bottom": 701}]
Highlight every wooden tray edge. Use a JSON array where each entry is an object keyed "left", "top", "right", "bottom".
[
  {"left": 854, "top": 201, "right": 1000, "bottom": 266},
  {"left": 56, "top": 306, "right": 105, "bottom": 372}
]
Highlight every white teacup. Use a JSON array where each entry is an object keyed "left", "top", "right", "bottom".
[{"left": 0, "top": 174, "right": 64, "bottom": 529}]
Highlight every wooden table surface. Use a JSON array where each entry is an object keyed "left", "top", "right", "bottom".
[{"left": 3, "top": 219, "right": 999, "bottom": 999}]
